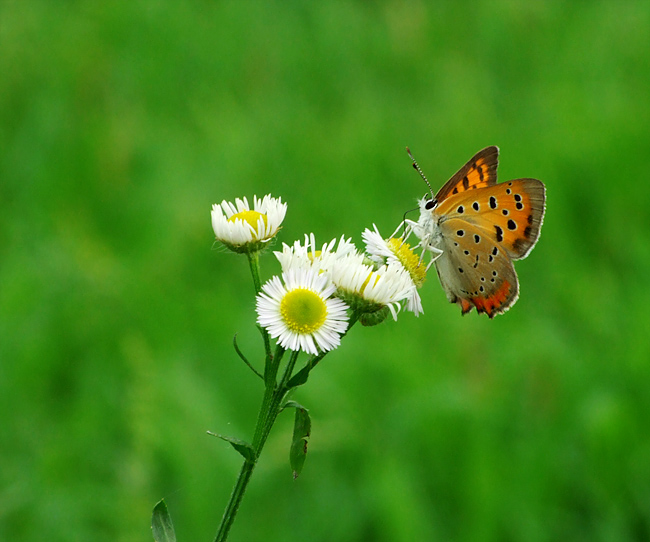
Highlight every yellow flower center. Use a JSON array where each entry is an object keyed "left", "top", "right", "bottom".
[
  {"left": 280, "top": 288, "right": 327, "bottom": 334},
  {"left": 388, "top": 238, "right": 427, "bottom": 287},
  {"left": 228, "top": 210, "right": 268, "bottom": 235}
]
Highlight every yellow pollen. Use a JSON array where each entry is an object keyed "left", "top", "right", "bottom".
[
  {"left": 228, "top": 210, "right": 267, "bottom": 235},
  {"left": 280, "top": 288, "right": 327, "bottom": 334},
  {"left": 388, "top": 237, "right": 427, "bottom": 287}
]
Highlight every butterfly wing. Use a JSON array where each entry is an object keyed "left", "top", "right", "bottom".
[
  {"left": 435, "top": 178, "right": 546, "bottom": 260},
  {"left": 434, "top": 146, "right": 499, "bottom": 203},
  {"left": 435, "top": 219, "right": 520, "bottom": 317}
]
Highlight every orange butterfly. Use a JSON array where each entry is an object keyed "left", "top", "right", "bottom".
[{"left": 409, "top": 146, "right": 546, "bottom": 318}]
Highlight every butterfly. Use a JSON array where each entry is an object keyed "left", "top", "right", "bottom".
[{"left": 408, "top": 146, "right": 546, "bottom": 318}]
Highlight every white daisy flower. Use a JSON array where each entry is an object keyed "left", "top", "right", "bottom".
[
  {"left": 274, "top": 233, "right": 359, "bottom": 273},
  {"left": 329, "top": 255, "right": 416, "bottom": 321},
  {"left": 212, "top": 194, "right": 287, "bottom": 252},
  {"left": 256, "top": 268, "right": 349, "bottom": 355},
  {"left": 362, "top": 224, "right": 426, "bottom": 316}
]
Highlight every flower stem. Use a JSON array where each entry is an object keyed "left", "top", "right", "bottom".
[
  {"left": 247, "top": 251, "right": 272, "bottom": 360},
  {"left": 213, "top": 348, "right": 302, "bottom": 542},
  {"left": 246, "top": 251, "right": 262, "bottom": 294}
]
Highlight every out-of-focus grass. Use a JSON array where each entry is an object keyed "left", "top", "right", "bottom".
[{"left": 1, "top": 2, "right": 650, "bottom": 541}]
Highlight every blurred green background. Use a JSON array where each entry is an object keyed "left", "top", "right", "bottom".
[{"left": 2, "top": 2, "right": 650, "bottom": 541}]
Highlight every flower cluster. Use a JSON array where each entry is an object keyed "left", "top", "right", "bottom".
[{"left": 212, "top": 194, "right": 428, "bottom": 355}]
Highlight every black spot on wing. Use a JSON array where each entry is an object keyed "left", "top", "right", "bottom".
[{"left": 495, "top": 225, "right": 503, "bottom": 242}]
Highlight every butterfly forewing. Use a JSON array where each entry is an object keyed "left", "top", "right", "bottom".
[
  {"left": 435, "top": 178, "right": 546, "bottom": 260},
  {"left": 434, "top": 146, "right": 499, "bottom": 203},
  {"left": 437, "top": 218, "right": 520, "bottom": 317}
]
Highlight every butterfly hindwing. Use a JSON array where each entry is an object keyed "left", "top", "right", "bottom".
[
  {"left": 434, "top": 146, "right": 499, "bottom": 203},
  {"left": 436, "top": 218, "right": 520, "bottom": 317}
]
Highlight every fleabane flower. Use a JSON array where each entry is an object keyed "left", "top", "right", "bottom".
[
  {"left": 256, "top": 268, "right": 349, "bottom": 355},
  {"left": 329, "top": 255, "right": 416, "bottom": 323},
  {"left": 212, "top": 194, "right": 287, "bottom": 253},
  {"left": 275, "top": 233, "right": 359, "bottom": 273},
  {"left": 362, "top": 224, "right": 426, "bottom": 316}
]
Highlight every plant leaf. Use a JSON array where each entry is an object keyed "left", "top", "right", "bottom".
[
  {"left": 287, "top": 365, "right": 310, "bottom": 388},
  {"left": 207, "top": 432, "right": 256, "bottom": 462},
  {"left": 152, "top": 499, "right": 176, "bottom": 542},
  {"left": 282, "top": 399, "right": 302, "bottom": 410},
  {"left": 289, "top": 405, "right": 311, "bottom": 479},
  {"left": 233, "top": 334, "right": 263, "bottom": 380}
]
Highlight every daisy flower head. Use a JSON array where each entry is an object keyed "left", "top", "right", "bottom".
[
  {"left": 362, "top": 224, "right": 426, "bottom": 316},
  {"left": 212, "top": 194, "right": 287, "bottom": 253},
  {"left": 275, "top": 233, "right": 359, "bottom": 273},
  {"left": 256, "top": 268, "right": 349, "bottom": 355},
  {"left": 329, "top": 255, "right": 416, "bottom": 323}
]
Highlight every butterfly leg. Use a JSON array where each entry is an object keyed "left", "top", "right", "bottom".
[
  {"left": 425, "top": 245, "right": 443, "bottom": 268},
  {"left": 416, "top": 242, "right": 442, "bottom": 270}
]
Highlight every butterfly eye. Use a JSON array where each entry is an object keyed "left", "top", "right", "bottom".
[{"left": 424, "top": 199, "right": 436, "bottom": 210}]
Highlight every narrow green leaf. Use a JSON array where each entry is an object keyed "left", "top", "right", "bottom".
[
  {"left": 152, "top": 499, "right": 176, "bottom": 542},
  {"left": 289, "top": 406, "right": 311, "bottom": 479},
  {"left": 233, "top": 334, "right": 263, "bottom": 380},
  {"left": 287, "top": 365, "right": 310, "bottom": 388},
  {"left": 207, "top": 432, "right": 256, "bottom": 462},
  {"left": 282, "top": 399, "right": 303, "bottom": 410}
]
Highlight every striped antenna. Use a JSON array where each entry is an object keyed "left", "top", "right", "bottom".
[{"left": 406, "top": 147, "right": 435, "bottom": 201}]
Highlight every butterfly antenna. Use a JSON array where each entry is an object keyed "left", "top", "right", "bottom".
[
  {"left": 398, "top": 207, "right": 418, "bottom": 240},
  {"left": 406, "top": 147, "right": 435, "bottom": 201}
]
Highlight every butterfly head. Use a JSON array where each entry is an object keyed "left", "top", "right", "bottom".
[
  {"left": 411, "top": 195, "right": 443, "bottom": 257},
  {"left": 423, "top": 198, "right": 437, "bottom": 211}
]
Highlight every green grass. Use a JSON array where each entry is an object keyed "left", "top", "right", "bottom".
[{"left": 2, "top": 2, "right": 650, "bottom": 541}]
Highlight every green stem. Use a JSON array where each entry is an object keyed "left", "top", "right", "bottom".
[
  {"left": 214, "top": 348, "right": 299, "bottom": 542},
  {"left": 213, "top": 288, "right": 361, "bottom": 541},
  {"left": 246, "top": 251, "right": 262, "bottom": 294},
  {"left": 247, "top": 251, "right": 272, "bottom": 360},
  {"left": 213, "top": 459, "right": 255, "bottom": 542}
]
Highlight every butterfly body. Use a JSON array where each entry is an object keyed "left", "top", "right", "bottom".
[{"left": 411, "top": 146, "right": 545, "bottom": 318}]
